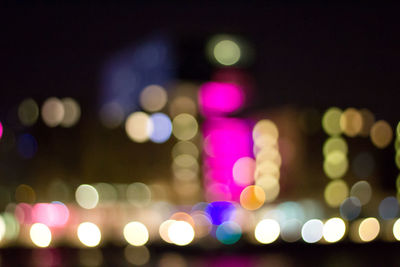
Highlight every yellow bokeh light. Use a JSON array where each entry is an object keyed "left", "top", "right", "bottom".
[
  {"left": 75, "top": 184, "right": 99, "bottom": 209},
  {"left": 61, "top": 97, "right": 81, "bottom": 127},
  {"left": 169, "top": 96, "right": 197, "bottom": 118},
  {"left": 359, "top": 108, "right": 375, "bottom": 137},
  {"left": 172, "top": 113, "right": 198, "bottom": 141},
  {"left": 41, "top": 97, "right": 65, "bottom": 127},
  {"left": 240, "top": 185, "right": 266, "bottom": 210},
  {"left": 358, "top": 217, "right": 380, "bottom": 242},
  {"left": 172, "top": 141, "right": 199, "bottom": 159},
  {"left": 30, "top": 223, "right": 52, "bottom": 248},
  {"left": 255, "top": 160, "right": 280, "bottom": 179},
  {"left": 323, "top": 151, "right": 348, "bottom": 179},
  {"left": 0, "top": 216, "right": 6, "bottom": 242},
  {"left": 370, "top": 120, "right": 393, "bottom": 149},
  {"left": 322, "top": 107, "right": 342, "bottom": 136},
  {"left": 77, "top": 222, "right": 101, "bottom": 247},
  {"left": 323, "top": 137, "right": 348, "bottom": 157},
  {"left": 18, "top": 98, "right": 39, "bottom": 126},
  {"left": 324, "top": 179, "right": 349, "bottom": 207},
  {"left": 140, "top": 85, "right": 168, "bottom": 112},
  {"left": 323, "top": 217, "right": 346, "bottom": 243},
  {"left": 256, "top": 147, "right": 282, "bottom": 167},
  {"left": 255, "top": 176, "right": 280, "bottom": 203},
  {"left": 126, "top": 182, "right": 151, "bottom": 208},
  {"left": 125, "top": 112, "right": 153, "bottom": 143},
  {"left": 123, "top": 222, "right": 149, "bottom": 246},
  {"left": 392, "top": 218, "right": 400, "bottom": 241},
  {"left": 253, "top": 120, "right": 279, "bottom": 147},
  {"left": 254, "top": 219, "right": 280, "bottom": 244},
  {"left": 173, "top": 154, "right": 198, "bottom": 172},
  {"left": 339, "top": 108, "right": 362, "bottom": 137},
  {"left": 213, "top": 39, "right": 241, "bottom": 66},
  {"left": 15, "top": 184, "right": 36, "bottom": 203},
  {"left": 167, "top": 220, "right": 195, "bottom": 246}
]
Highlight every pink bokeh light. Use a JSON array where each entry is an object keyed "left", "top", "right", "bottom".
[
  {"left": 199, "top": 82, "right": 244, "bottom": 117},
  {"left": 32, "top": 202, "right": 70, "bottom": 228}
]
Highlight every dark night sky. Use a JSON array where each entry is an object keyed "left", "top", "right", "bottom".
[{"left": 1, "top": 3, "right": 399, "bottom": 119}]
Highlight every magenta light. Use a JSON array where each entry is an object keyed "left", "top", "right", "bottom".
[
  {"left": 0, "top": 121, "right": 3, "bottom": 139},
  {"left": 199, "top": 82, "right": 244, "bottom": 117},
  {"left": 202, "top": 118, "right": 253, "bottom": 202}
]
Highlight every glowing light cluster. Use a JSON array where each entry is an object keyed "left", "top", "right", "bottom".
[
  {"left": 251, "top": 119, "right": 281, "bottom": 206},
  {"left": 41, "top": 97, "right": 81, "bottom": 127},
  {"left": 159, "top": 212, "right": 197, "bottom": 246},
  {"left": 203, "top": 118, "right": 253, "bottom": 202},
  {"left": 32, "top": 202, "right": 70, "bottom": 227}
]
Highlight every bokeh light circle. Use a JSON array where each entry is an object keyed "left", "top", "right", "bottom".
[
  {"left": 324, "top": 180, "right": 349, "bottom": 208},
  {"left": 232, "top": 157, "right": 255, "bottom": 186},
  {"left": 18, "top": 98, "right": 39, "bottom": 126},
  {"left": 240, "top": 185, "right": 266, "bottom": 210},
  {"left": 213, "top": 39, "right": 241, "bottom": 66},
  {"left": 322, "top": 107, "right": 342, "bottom": 136},
  {"left": 149, "top": 113, "right": 172, "bottom": 143},
  {"left": 370, "top": 120, "right": 393, "bottom": 149},
  {"left": 167, "top": 220, "right": 195, "bottom": 246},
  {"left": 301, "top": 219, "right": 324, "bottom": 243},
  {"left": 216, "top": 221, "right": 242, "bottom": 245},
  {"left": 254, "top": 219, "right": 280, "bottom": 244},
  {"left": 358, "top": 217, "right": 380, "bottom": 242},
  {"left": 172, "top": 113, "right": 198, "bottom": 141},
  {"left": 123, "top": 222, "right": 149, "bottom": 246},
  {"left": 41, "top": 97, "right": 65, "bottom": 127},
  {"left": 125, "top": 112, "right": 153, "bottom": 143},
  {"left": 75, "top": 184, "right": 99, "bottom": 209},
  {"left": 77, "top": 222, "right": 101, "bottom": 247},
  {"left": 30, "top": 223, "right": 52, "bottom": 248},
  {"left": 140, "top": 84, "right": 168, "bottom": 112},
  {"left": 323, "top": 217, "right": 346, "bottom": 243}
]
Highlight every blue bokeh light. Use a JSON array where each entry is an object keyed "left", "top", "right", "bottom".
[
  {"left": 17, "top": 133, "right": 37, "bottom": 159},
  {"left": 149, "top": 113, "right": 172, "bottom": 143},
  {"left": 340, "top": 197, "right": 361, "bottom": 220},
  {"left": 205, "top": 201, "right": 235, "bottom": 225},
  {"left": 379, "top": 196, "right": 399, "bottom": 220}
]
